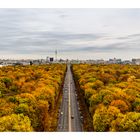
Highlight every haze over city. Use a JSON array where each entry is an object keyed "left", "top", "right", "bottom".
[{"left": 0, "top": 9, "right": 140, "bottom": 60}]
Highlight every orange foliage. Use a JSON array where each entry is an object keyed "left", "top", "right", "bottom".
[
  {"left": 72, "top": 64, "right": 140, "bottom": 131},
  {"left": 0, "top": 64, "right": 66, "bottom": 131}
]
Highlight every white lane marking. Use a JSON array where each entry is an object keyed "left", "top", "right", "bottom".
[{"left": 68, "top": 65, "right": 72, "bottom": 132}]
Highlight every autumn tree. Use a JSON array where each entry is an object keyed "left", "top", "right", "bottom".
[
  {"left": 111, "top": 112, "right": 140, "bottom": 131},
  {"left": 0, "top": 114, "right": 33, "bottom": 132},
  {"left": 93, "top": 104, "right": 120, "bottom": 131}
]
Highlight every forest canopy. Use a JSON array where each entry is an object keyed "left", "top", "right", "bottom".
[
  {"left": 0, "top": 64, "right": 66, "bottom": 132},
  {"left": 72, "top": 64, "right": 140, "bottom": 131}
]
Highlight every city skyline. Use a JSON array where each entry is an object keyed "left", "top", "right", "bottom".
[{"left": 0, "top": 9, "right": 140, "bottom": 60}]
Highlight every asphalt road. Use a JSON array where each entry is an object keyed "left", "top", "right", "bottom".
[{"left": 57, "top": 64, "right": 82, "bottom": 132}]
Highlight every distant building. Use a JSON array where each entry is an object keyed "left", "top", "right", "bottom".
[
  {"left": 116, "top": 59, "right": 122, "bottom": 64},
  {"left": 13, "top": 62, "right": 23, "bottom": 66},
  {"left": 32, "top": 60, "right": 41, "bottom": 65},
  {"left": 30, "top": 61, "right": 33, "bottom": 65},
  {"left": 123, "top": 60, "right": 131, "bottom": 64},
  {"left": 135, "top": 60, "right": 140, "bottom": 65},
  {"left": 50, "top": 57, "right": 54, "bottom": 62},
  {"left": 96, "top": 59, "right": 105, "bottom": 64},
  {"left": 132, "top": 58, "right": 140, "bottom": 65},
  {"left": 108, "top": 58, "right": 122, "bottom": 64},
  {"left": 46, "top": 56, "right": 50, "bottom": 62},
  {"left": 85, "top": 60, "right": 97, "bottom": 64},
  {"left": 132, "top": 59, "right": 136, "bottom": 64}
]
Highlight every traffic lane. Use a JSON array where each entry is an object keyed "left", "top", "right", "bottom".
[
  {"left": 57, "top": 92, "right": 66, "bottom": 131},
  {"left": 62, "top": 83, "right": 69, "bottom": 131},
  {"left": 69, "top": 69, "right": 82, "bottom": 131},
  {"left": 57, "top": 72, "right": 69, "bottom": 131},
  {"left": 58, "top": 97, "right": 68, "bottom": 130},
  {"left": 71, "top": 80, "right": 82, "bottom": 131},
  {"left": 63, "top": 88, "right": 68, "bottom": 131},
  {"left": 71, "top": 78, "right": 82, "bottom": 131},
  {"left": 70, "top": 79, "right": 75, "bottom": 131}
]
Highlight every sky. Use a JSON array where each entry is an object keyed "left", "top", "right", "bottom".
[{"left": 0, "top": 8, "right": 140, "bottom": 60}]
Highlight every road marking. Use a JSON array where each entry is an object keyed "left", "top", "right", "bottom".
[{"left": 68, "top": 65, "right": 72, "bottom": 132}]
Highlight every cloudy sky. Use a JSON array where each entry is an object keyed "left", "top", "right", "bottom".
[{"left": 0, "top": 9, "right": 140, "bottom": 60}]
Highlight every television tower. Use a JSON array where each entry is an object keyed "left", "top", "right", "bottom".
[{"left": 55, "top": 50, "right": 57, "bottom": 61}]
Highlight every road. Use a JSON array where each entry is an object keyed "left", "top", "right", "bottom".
[{"left": 57, "top": 64, "right": 82, "bottom": 132}]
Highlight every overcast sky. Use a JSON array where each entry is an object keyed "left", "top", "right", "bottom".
[{"left": 0, "top": 9, "right": 140, "bottom": 60}]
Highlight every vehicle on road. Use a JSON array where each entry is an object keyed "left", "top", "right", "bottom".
[{"left": 71, "top": 115, "right": 74, "bottom": 119}]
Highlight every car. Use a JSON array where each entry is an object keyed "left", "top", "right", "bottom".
[
  {"left": 60, "top": 112, "right": 63, "bottom": 115},
  {"left": 80, "top": 116, "right": 83, "bottom": 120},
  {"left": 71, "top": 115, "right": 74, "bottom": 119}
]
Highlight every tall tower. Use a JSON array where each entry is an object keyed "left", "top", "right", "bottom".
[{"left": 55, "top": 50, "right": 57, "bottom": 61}]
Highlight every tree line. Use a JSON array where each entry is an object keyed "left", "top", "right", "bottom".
[
  {"left": 0, "top": 64, "right": 66, "bottom": 131},
  {"left": 72, "top": 64, "right": 140, "bottom": 131}
]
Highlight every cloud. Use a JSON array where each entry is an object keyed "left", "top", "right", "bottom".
[
  {"left": 59, "top": 42, "right": 130, "bottom": 52},
  {"left": 59, "top": 14, "right": 69, "bottom": 19},
  {"left": 0, "top": 30, "right": 104, "bottom": 53},
  {"left": 117, "top": 33, "right": 140, "bottom": 40},
  {"left": 0, "top": 9, "right": 140, "bottom": 59}
]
